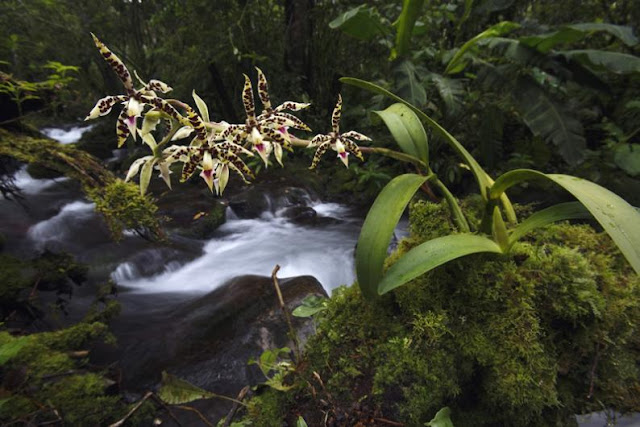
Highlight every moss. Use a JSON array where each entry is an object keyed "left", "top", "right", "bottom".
[
  {"left": 243, "top": 388, "right": 291, "bottom": 426},
  {"left": 182, "top": 202, "right": 227, "bottom": 239},
  {"left": 26, "top": 162, "right": 64, "bottom": 179},
  {"left": 0, "top": 254, "right": 31, "bottom": 307},
  {"left": 259, "top": 199, "right": 640, "bottom": 426}
]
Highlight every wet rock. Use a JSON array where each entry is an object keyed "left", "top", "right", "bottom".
[
  {"left": 97, "top": 275, "right": 326, "bottom": 422},
  {"left": 227, "top": 187, "right": 271, "bottom": 219},
  {"left": 281, "top": 206, "right": 317, "bottom": 223}
]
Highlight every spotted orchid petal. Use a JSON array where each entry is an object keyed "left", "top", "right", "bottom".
[
  {"left": 242, "top": 74, "right": 256, "bottom": 120},
  {"left": 125, "top": 156, "right": 152, "bottom": 182},
  {"left": 185, "top": 106, "right": 207, "bottom": 141},
  {"left": 343, "top": 137, "right": 365, "bottom": 161},
  {"left": 274, "top": 102, "right": 311, "bottom": 113},
  {"left": 308, "top": 134, "right": 331, "bottom": 148},
  {"left": 331, "top": 94, "right": 342, "bottom": 134},
  {"left": 116, "top": 109, "right": 131, "bottom": 148},
  {"left": 309, "top": 141, "right": 331, "bottom": 170},
  {"left": 91, "top": 33, "right": 134, "bottom": 94},
  {"left": 342, "top": 130, "right": 372, "bottom": 141},
  {"left": 334, "top": 139, "right": 349, "bottom": 167},
  {"left": 255, "top": 67, "right": 272, "bottom": 113},
  {"left": 146, "top": 79, "right": 172, "bottom": 94},
  {"left": 171, "top": 126, "right": 195, "bottom": 141},
  {"left": 85, "top": 95, "right": 127, "bottom": 120}
]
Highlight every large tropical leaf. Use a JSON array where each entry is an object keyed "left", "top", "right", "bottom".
[
  {"left": 371, "top": 103, "right": 429, "bottom": 164},
  {"left": 556, "top": 50, "right": 640, "bottom": 75},
  {"left": 378, "top": 234, "right": 503, "bottom": 295},
  {"left": 393, "top": 59, "right": 427, "bottom": 106},
  {"left": 490, "top": 170, "right": 640, "bottom": 274},
  {"left": 614, "top": 143, "right": 640, "bottom": 176},
  {"left": 428, "top": 73, "right": 465, "bottom": 116},
  {"left": 513, "top": 78, "right": 586, "bottom": 165},
  {"left": 425, "top": 406, "right": 455, "bottom": 427},
  {"left": 445, "top": 21, "right": 520, "bottom": 74},
  {"left": 391, "top": 0, "right": 425, "bottom": 59},
  {"left": 356, "top": 174, "right": 427, "bottom": 299},
  {"left": 520, "top": 23, "right": 638, "bottom": 53},
  {"left": 341, "top": 77, "right": 517, "bottom": 221},
  {"left": 329, "top": 5, "right": 389, "bottom": 41}
]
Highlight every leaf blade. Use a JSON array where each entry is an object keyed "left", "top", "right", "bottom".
[
  {"left": 372, "top": 102, "right": 429, "bottom": 164},
  {"left": 509, "top": 201, "right": 592, "bottom": 244}
]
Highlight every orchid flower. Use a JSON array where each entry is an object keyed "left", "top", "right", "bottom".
[
  {"left": 220, "top": 72, "right": 310, "bottom": 167},
  {"left": 309, "top": 94, "right": 369, "bottom": 169},
  {"left": 84, "top": 34, "right": 186, "bottom": 147}
]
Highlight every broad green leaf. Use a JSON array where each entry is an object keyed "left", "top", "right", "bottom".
[
  {"left": 557, "top": 50, "right": 640, "bottom": 74},
  {"left": 356, "top": 174, "right": 427, "bottom": 299},
  {"left": 490, "top": 170, "right": 640, "bottom": 274},
  {"left": 514, "top": 78, "right": 586, "bottom": 166},
  {"left": 393, "top": 60, "right": 427, "bottom": 106},
  {"left": 372, "top": 103, "right": 429, "bottom": 164},
  {"left": 139, "top": 158, "right": 155, "bottom": 196},
  {"left": 297, "top": 416, "right": 309, "bottom": 427},
  {"left": 340, "top": 77, "right": 517, "bottom": 224},
  {"left": 292, "top": 295, "right": 328, "bottom": 317},
  {"left": 429, "top": 73, "right": 464, "bottom": 116},
  {"left": 192, "top": 90, "right": 210, "bottom": 123},
  {"left": 391, "top": 0, "right": 425, "bottom": 59},
  {"left": 158, "top": 372, "right": 215, "bottom": 404},
  {"left": 329, "top": 5, "right": 388, "bottom": 41},
  {"left": 614, "top": 144, "right": 640, "bottom": 176},
  {"left": 445, "top": 21, "right": 520, "bottom": 74},
  {"left": 378, "top": 234, "right": 503, "bottom": 295},
  {"left": 520, "top": 23, "right": 638, "bottom": 53},
  {"left": 509, "top": 202, "right": 591, "bottom": 245},
  {"left": 425, "top": 406, "right": 455, "bottom": 427}
]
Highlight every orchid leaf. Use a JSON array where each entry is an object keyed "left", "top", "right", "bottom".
[
  {"left": 372, "top": 103, "right": 429, "bottom": 165},
  {"left": 378, "top": 234, "right": 503, "bottom": 295},
  {"left": 509, "top": 202, "right": 591, "bottom": 245},
  {"left": 490, "top": 169, "right": 640, "bottom": 274},
  {"left": 356, "top": 173, "right": 427, "bottom": 299}
]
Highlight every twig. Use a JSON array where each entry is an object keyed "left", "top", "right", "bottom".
[
  {"left": 149, "top": 394, "right": 184, "bottom": 426},
  {"left": 174, "top": 405, "right": 215, "bottom": 427},
  {"left": 587, "top": 343, "right": 602, "bottom": 399},
  {"left": 109, "top": 391, "right": 154, "bottom": 427},
  {"left": 221, "top": 386, "right": 250, "bottom": 427},
  {"left": 373, "top": 417, "right": 405, "bottom": 426},
  {"left": 271, "top": 265, "right": 301, "bottom": 363}
]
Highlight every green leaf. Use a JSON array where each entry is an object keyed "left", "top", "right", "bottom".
[
  {"left": 372, "top": 103, "right": 429, "bottom": 165},
  {"left": 158, "top": 372, "right": 215, "bottom": 404},
  {"left": 557, "top": 50, "right": 640, "bottom": 74},
  {"left": 425, "top": 406, "right": 455, "bottom": 427},
  {"left": 356, "top": 174, "right": 427, "bottom": 299},
  {"left": 520, "top": 23, "right": 638, "bottom": 53},
  {"left": 192, "top": 90, "right": 209, "bottom": 123},
  {"left": 428, "top": 73, "right": 464, "bottom": 116},
  {"left": 379, "top": 234, "right": 503, "bottom": 295},
  {"left": 614, "top": 144, "right": 640, "bottom": 176},
  {"left": 513, "top": 78, "right": 586, "bottom": 166},
  {"left": 340, "top": 77, "right": 517, "bottom": 224},
  {"left": 329, "top": 5, "right": 388, "bottom": 41},
  {"left": 393, "top": 60, "right": 427, "bottom": 106},
  {"left": 445, "top": 21, "right": 520, "bottom": 74},
  {"left": 391, "top": 0, "right": 425, "bottom": 59},
  {"left": 509, "top": 202, "right": 591, "bottom": 245},
  {"left": 292, "top": 295, "right": 328, "bottom": 317},
  {"left": 490, "top": 170, "right": 640, "bottom": 274},
  {"left": 296, "top": 416, "right": 309, "bottom": 427}
]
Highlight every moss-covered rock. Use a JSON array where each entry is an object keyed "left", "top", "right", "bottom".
[
  {"left": 179, "top": 202, "right": 226, "bottom": 239},
  {"left": 26, "top": 162, "right": 64, "bottom": 179},
  {"left": 243, "top": 199, "right": 640, "bottom": 426}
]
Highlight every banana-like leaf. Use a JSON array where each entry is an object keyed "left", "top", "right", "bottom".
[
  {"left": 614, "top": 144, "right": 640, "bottom": 176},
  {"left": 514, "top": 78, "right": 586, "bottom": 166},
  {"left": 490, "top": 170, "right": 640, "bottom": 274},
  {"left": 393, "top": 59, "right": 427, "bottom": 106},
  {"left": 158, "top": 372, "right": 215, "bottom": 404},
  {"left": 429, "top": 73, "right": 465, "bottom": 116},
  {"left": 445, "top": 21, "right": 520, "bottom": 74},
  {"left": 520, "top": 23, "right": 638, "bottom": 53},
  {"left": 378, "top": 234, "right": 503, "bottom": 295},
  {"left": 557, "top": 50, "right": 640, "bottom": 74},
  {"left": 356, "top": 174, "right": 427, "bottom": 299},
  {"left": 391, "top": 0, "right": 425, "bottom": 59},
  {"left": 329, "top": 5, "right": 389, "bottom": 41},
  {"left": 372, "top": 103, "right": 429, "bottom": 165},
  {"left": 340, "top": 76, "right": 517, "bottom": 222},
  {"left": 509, "top": 201, "right": 591, "bottom": 245}
]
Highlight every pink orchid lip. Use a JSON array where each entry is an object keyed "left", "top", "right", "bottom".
[
  {"left": 339, "top": 152, "right": 348, "bottom": 158},
  {"left": 201, "top": 169, "right": 213, "bottom": 179},
  {"left": 126, "top": 116, "right": 136, "bottom": 127},
  {"left": 277, "top": 126, "right": 288, "bottom": 134},
  {"left": 255, "top": 143, "right": 265, "bottom": 152}
]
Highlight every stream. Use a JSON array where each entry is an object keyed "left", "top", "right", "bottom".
[{"left": 2, "top": 125, "right": 637, "bottom": 427}]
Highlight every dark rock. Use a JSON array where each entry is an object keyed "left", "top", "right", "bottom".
[
  {"left": 97, "top": 275, "right": 326, "bottom": 423},
  {"left": 227, "top": 187, "right": 270, "bottom": 219},
  {"left": 281, "top": 206, "right": 317, "bottom": 223},
  {"left": 176, "top": 202, "right": 226, "bottom": 240}
]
